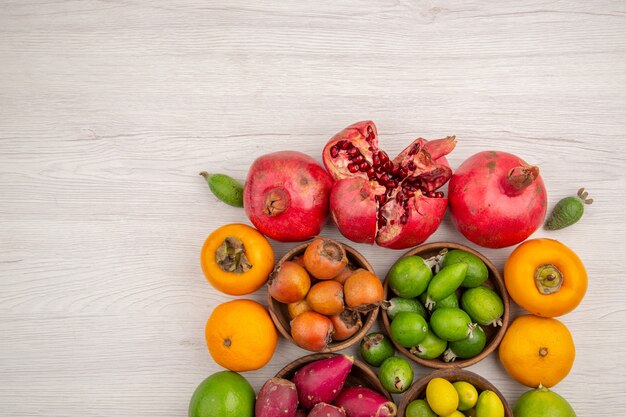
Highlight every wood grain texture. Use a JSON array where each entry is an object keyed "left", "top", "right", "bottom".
[{"left": 1, "top": 0, "right": 625, "bottom": 415}]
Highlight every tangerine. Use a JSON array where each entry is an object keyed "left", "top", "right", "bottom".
[
  {"left": 498, "top": 314, "right": 575, "bottom": 388},
  {"left": 205, "top": 299, "right": 277, "bottom": 372}
]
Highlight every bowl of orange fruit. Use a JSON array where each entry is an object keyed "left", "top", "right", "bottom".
[{"left": 267, "top": 237, "right": 382, "bottom": 352}]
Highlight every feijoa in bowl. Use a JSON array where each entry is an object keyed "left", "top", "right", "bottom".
[{"left": 382, "top": 242, "right": 510, "bottom": 369}]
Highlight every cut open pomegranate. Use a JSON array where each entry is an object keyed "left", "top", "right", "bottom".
[{"left": 322, "top": 121, "right": 456, "bottom": 249}]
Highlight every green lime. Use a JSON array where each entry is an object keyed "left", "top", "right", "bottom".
[
  {"left": 476, "top": 390, "right": 504, "bottom": 417},
  {"left": 378, "top": 356, "right": 413, "bottom": 393},
  {"left": 432, "top": 291, "right": 459, "bottom": 311},
  {"left": 453, "top": 381, "right": 479, "bottom": 411},
  {"left": 514, "top": 386, "right": 576, "bottom": 417},
  {"left": 410, "top": 329, "right": 447, "bottom": 360},
  {"left": 441, "top": 249, "right": 488, "bottom": 288},
  {"left": 387, "top": 256, "right": 433, "bottom": 298},
  {"left": 189, "top": 371, "right": 255, "bottom": 417},
  {"left": 461, "top": 286, "right": 504, "bottom": 327},
  {"left": 390, "top": 311, "right": 428, "bottom": 348},
  {"left": 444, "top": 324, "right": 486, "bottom": 362},
  {"left": 430, "top": 308, "right": 472, "bottom": 342},
  {"left": 405, "top": 399, "right": 437, "bottom": 417},
  {"left": 359, "top": 332, "right": 395, "bottom": 367},
  {"left": 384, "top": 296, "right": 427, "bottom": 321}
]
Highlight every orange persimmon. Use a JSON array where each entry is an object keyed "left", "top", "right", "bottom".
[
  {"left": 504, "top": 238, "right": 587, "bottom": 317},
  {"left": 201, "top": 223, "right": 274, "bottom": 295}
]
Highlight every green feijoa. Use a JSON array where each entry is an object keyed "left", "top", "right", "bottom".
[
  {"left": 443, "top": 324, "right": 487, "bottom": 362},
  {"left": 424, "top": 263, "right": 468, "bottom": 310},
  {"left": 432, "top": 291, "right": 459, "bottom": 311},
  {"left": 199, "top": 172, "right": 244, "bottom": 207},
  {"left": 442, "top": 249, "right": 489, "bottom": 288},
  {"left": 545, "top": 187, "right": 593, "bottom": 230},
  {"left": 387, "top": 256, "right": 433, "bottom": 298},
  {"left": 410, "top": 329, "right": 447, "bottom": 360},
  {"left": 378, "top": 356, "right": 414, "bottom": 393},
  {"left": 360, "top": 332, "right": 395, "bottom": 367},
  {"left": 461, "top": 286, "right": 504, "bottom": 327},
  {"left": 418, "top": 291, "right": 428, "bottom": 306},
  {"left": 405, "top": 399, "right": 438, "bottom": 417},
  {"left": 430, "top": 308, "right": 472, "bottom": 342},
  {"left": 384, "top": 297, "right": 428, "bottom": 321},
  {"left": 390, "top": 312, "right": 428, "bottom": 348}
]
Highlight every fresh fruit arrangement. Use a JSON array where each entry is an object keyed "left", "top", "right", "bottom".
[
  {"left": 268, "top": 238, "right": 383, "bottom": 352},
  {"left": 382, "top": 244, "right": 509, "bottom": 367},
  {"left": 191, "top": 121, "right": 592, "bottom": 417}
]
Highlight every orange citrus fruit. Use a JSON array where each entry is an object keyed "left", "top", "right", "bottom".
[
  {"left": 205, "top": 299, "right": 277, "bottom": 372},
  {"left": 499, "top": 314, "right": 575, "bottom": 387}
]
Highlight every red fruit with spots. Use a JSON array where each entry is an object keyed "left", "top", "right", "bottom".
[
  {"left": 448, "top": 150, "right": 548, "bottom": 248},
  {"left": 244, "top": 151, "right": 333, "bottom": 242},
  {"left": 322, "top": 121, "right": 456, "bottom": 249},
  {"left": 291, "top": 355, "right": 354, "bottom": 409},
  {"left": 255, "top": 378, "right": 298, "bottom": 417}
]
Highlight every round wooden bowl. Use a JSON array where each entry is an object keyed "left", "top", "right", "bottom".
[
  {"left": 397, "top": 369, "right": 513, "bottom": 417},
  {"left": 382, "top": 241, "right": 510, "bottom": 369},
  {"left": 268, "top": 238, "right": 380, "bottom": 353},
  {"left": 275, "top": 353, "right": 392, "bottom": 401}
]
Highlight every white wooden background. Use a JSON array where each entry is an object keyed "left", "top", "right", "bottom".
[{"left": 1, "top": 0, "right": 625, "bottom": 415}]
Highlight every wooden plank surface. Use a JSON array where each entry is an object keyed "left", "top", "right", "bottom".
[{"left": 1, "top": 0, "right": 625, "bottom": 415}]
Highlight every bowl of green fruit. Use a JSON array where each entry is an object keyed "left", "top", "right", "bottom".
[
  {"left": 381, "top": 242, "right": 510, "bottom": 369},
  {"left": 398, "top": 369, "right": 513, "bottom": 417}
]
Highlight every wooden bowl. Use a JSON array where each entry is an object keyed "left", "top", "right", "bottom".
[
  {"left": 268, "top": 238, "right": 380, "bottom": 353},
  {"left": 398, "top": 369, "right": 513, "bottom": 416},
  {"left": 275, "top": 353, "right": 392, "bottom": 401},
  {"left": 382, "top": 242, "right": 510, "bottom": 369}
]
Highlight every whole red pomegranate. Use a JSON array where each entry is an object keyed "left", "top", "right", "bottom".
[
  {"left": 244, "top": 151, "right": 333, "bottom": 242},
  {"left": 448, "top": 151, "right": 547, "bottom": 248},
  {"left": 322, "top": 121, "right": 456, "bottom": 249}
]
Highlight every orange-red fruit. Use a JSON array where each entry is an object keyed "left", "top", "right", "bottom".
[
  {"left": 291, "top": 311, "right": 334, "bottom": 351},
  {"left": 307, "top": 281, "right": 345, "bottom": 316},
  {"left": 268, "top": 261, "right": 311, "bottom": 304},
  {"left": 330, "top": 310, "right": 362, "bottom": 341},
  {"left": 303, "top": 238, "right": 348, "bottom": 280},
  {"left": 334, "top": 266, "right": 355, "bottom": 285},
  {"left": 344, "top": 269, "right": 383, "bottom": 312},
  {"left": 288, "top": 299, "right": 312, "bottom": 319}
]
